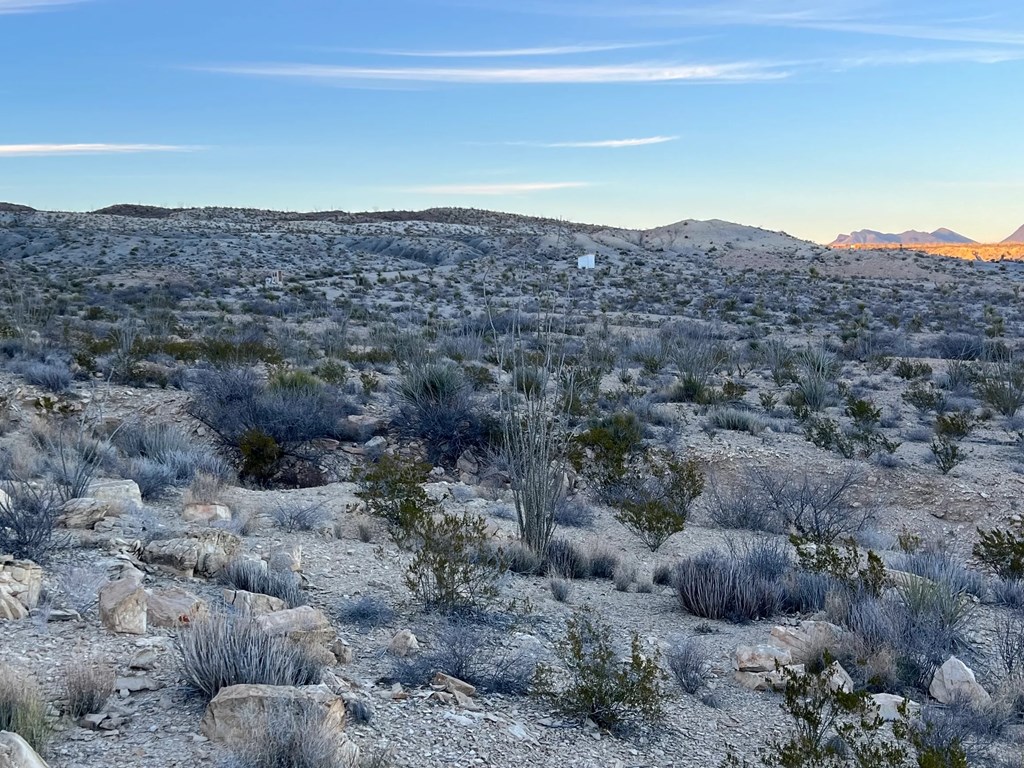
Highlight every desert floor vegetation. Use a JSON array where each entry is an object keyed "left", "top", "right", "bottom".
[{"left": 2, "top": 206, "right": 1024, "bottom": 766}]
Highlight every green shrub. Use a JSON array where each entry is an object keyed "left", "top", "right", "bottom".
[
  {"left": 792, "top": 536, "right": 888, "bottom": 597},
  {"left": 611, "top": 451, "right": 705, "bottom": 551},
  {"left": 534, "top": 610, "right": 665, "bottom": 734},
  {"left": 974, "top": 519, "right": 1024, "bottom": 579},
  {"left": 0, "top": 665, "right": 51, "bottom": 754},
  {"left": 894, "top": 358, "right": 933, "bottom": 380},
  {"left": 239, "top": 428, "right": 282, "bottom": 484},
  {"left": 571, "top": 411, "right": 645, "bottom": 499},
  {"left": 903, "top": 382, "right": 946, "bottom": 415},
  {"left": 356, "top": 454, "right": 437, "bottom": 538},
  {"left": 934, "top": 411, "right": 974, "bottom": 440},
  {"left": 930, "top": 436, "right": 968, "bottom": 474},
  {"left": 975, "top": 360, "right": 1024, "bottom": 416},
  {"left": 403, "top": 509, "right": 507, "bottom": 613}
]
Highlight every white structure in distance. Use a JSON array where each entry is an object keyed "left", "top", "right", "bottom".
[{"left": 577, "top": 254, "right": 596, "bottom": 269}]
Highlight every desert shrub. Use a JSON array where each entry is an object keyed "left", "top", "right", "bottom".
[
  {"left": 612, "top": 561, "right": 637, "bottom": 592},
  {"left": 337, "top": 596, "right": 395, "bottom": 630},
  {"left": 895, "top": 549, "right": 987, "bottom": 598},
  {"left": 974, "top": 519, "right": 1024, "bottom": 579},
  {"left": 975, "top": 359, "right": 1024, "bottom": 417},
  {"left": 544, "top": 538, "right": 592, "bottom": 580},
  {"left": 550, "top": 577, "right": 573, "bottom": 602},
  {"left": 0, "top": 482, "right": 63, "bottom": 562},
  {"left": 794, "top": 373, "right": 834, "bottom": 412},
  {"left": 793, "top": 537, "right": 888, "bottom": 597},
  {"left": 393, "top": 362, "right": 490, "bottom": 465},
  {"left": 269, "top": 498, "right": 331, "bottom": 532},
  {"left": 723, "top": 663, "right": 909, "bottom": 768},
  {"left": 759, "top": 338, "right": 796, "bottom": 385},
  {"left": 903, "top": 381, "right": 947, "bottom": 415},
  {"left": 553, "top": 497, "right": 596, "bottom": 529},
  {"left": 220, "top": 702, "right": 350, "bottom": 768},
  {"left": 178, "top": 613, "right": 325, "bottom": 699},
  {"left": 587, "top": 542, "right": 619, "bottom": 579},
  {"left": 219, "top": 558, "right": 307, "bottom": 608},
  {"left": 570, "top": 411, "right": 645, "bottom": 502},
  {"left": 706, "top": 407, "right": 767, "bottom": 435},
  {"left": 356, "top": 454, "right": 437, "bottom": 537},
  {"left": 931, "top": 436, "right": 968, "bottom": 474},
  {"left": 995, "top": 613, "right": 1024, "bottom": 678},
  {"left": 113, "top": 421, "right": 230, "bottom": 499},
  {"left": 53, "top": 564, "right": 108, "bottom": 616},
  {"left": 63, "top": 662, "right": 114, "bottom": 717},
  {"left": 504, "top": 540, "right": 544, "bottom": 575},
  {"left": 611, "top": 450, "right": 704, "bottom": 551},
  {"left": 20, "top": 360, "right": 73, "bottom": 393},
  {"left": 665, "top": 636, "right": 709, "bottom": 694},
  {"left": 403, "top": 509, "right": 508, "bottom": 613},
  {"left": 0, "top": 664, "right": 51, "bottom": 753},
  {"left": 913, "top": 699, "right": 1006, "bottom": 766},
  {"left": 629, "top": 335, "right": 670, "bottom": 375},
  {"left": 894, "top": 358, "right": 933, "bottom": 380},
  {"left": 933, "top": 333, "right": 984, "bottom": 361},
  {"left": 752, "top": 466, "right": 871, "bottom": 545},
  {"left": 388, "top": 622, "right": 535, "bottom": 695},
  {"left": 674, "top": 548, "right": 786, "bottom": 623},
  {"left": 991, "top": 577, "right": 1024, "bottom": 609},
  {"left": 36, "top": 420, "right": 110, "bottom": 502},
  {"left": 703, "top": 471, "right": 784, "bottom": 533},
  {"left": 934, "top": 410, "right": 974, "bottom": 440},
  {"left": 534, "top": 610, "right": 665, "bottom": 734},
  {"left": 188, "top": 367, "right": 353, "bottom": 483},
  {"left": 652, "top": 562, "right": 674, "bottom": 586}
]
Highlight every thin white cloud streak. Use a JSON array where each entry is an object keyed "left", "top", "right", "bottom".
[
  {"left": 200, "top": 61, "right": 788, "bottom": 84},
  {"left": 505, "top": 136, "right": 678, "bottom": 148},
  {"left": 832, "top": 47, "right": 1024, "bottom": 67},
  {"left": 503, "top": 2, "right": 1024, "bottom": 46},
  {"left": 348, "top": 41, "right": 671, "bottom": 58},
  {"left": 0, "top": 0, "right": 84, "bottom": 12},
  {"left": 0, "top": 144, "right": 199, "bottom": 157},
  {"left": 404, "top": 181, "right": 591, "bottom": 195}
]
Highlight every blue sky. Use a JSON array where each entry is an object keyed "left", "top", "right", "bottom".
[{"left": 1, "top": 0, "right": 1022, "bottom": 242}]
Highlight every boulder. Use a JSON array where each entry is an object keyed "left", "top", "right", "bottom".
[
  {"left": 253, "top": 606, "right": 333, "bottom": 651},
  {"left": 432, "top": 673, "right": 475, "bottom": 698},
  {"left": 768, "top": 621, "right": 843, "bottom": 664},
  {"left": 824, "top": 661, "right": 854, "bottom": 693},
  {"left": 182, "top": 503, "right": 232, "bottom": 524},
  {"left": 223, "top": 588, "right": 287, "bottom": 615},
  {"left": 269, "top": 544, "right": 302, "bottom": 574},
  {"left": 0, "top": 730, "right": 50, "bottom": 768},
  {"left": 200, "top": 684, "right": 345, "bottom": 748},
  {"left": 0, "top": 593, "right": 28, "bottom": 621},
  {"left": 871, "top": 693, "right": 920, "bottom": 722},
  {"left": 98, "top": 571, "right": 147, "bottom": 635},
  {"left": 86, "top": 479, "right": 142, "bottom": 506},
  {"left": 733, "top": 644, "right": 792, "bottom": 673},
  {"left": 387, "top": 629, "right": 419, "bottom": 657},
  {"left": 0, "top": 559, "right": 42, "bottom": 611},
  {"left": 734, "top": 665, "right": 804, "bottom": 692},
  {"left": 929, "top": 656, "right": 991, "bottom": 706},
  {"left": 58, "top": 497, "right": 114, "bottom": 529},
  {"left": 142, "top": 530, "right": 241, "bottom": 578},
  {"left": 146, "top": 588, "right": 207, "bottom": 627}
]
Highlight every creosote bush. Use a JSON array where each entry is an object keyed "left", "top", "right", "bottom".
[
  {"left": 0, "top": 482, "right": 63, "bottom": 562},
  {"left": 611, "top": 450, "right": 705, "bottom": 551},
  {"left": 534, "top": 609, "right": 665, "bottom": 734},
  {"left": 974, "top": 518, "right": 1024, "bottom": 579},
  {"left": 178, "top": 613, "right": 325, "bottom": 700}
]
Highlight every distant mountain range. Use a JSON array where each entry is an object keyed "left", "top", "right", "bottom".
[{"left": 831, "top": 225, "right": 1024, "bottom": 246}]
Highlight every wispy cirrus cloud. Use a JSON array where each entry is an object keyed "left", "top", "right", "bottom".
[
  {"left": 198, "top": 61, "right": 787, "bottom": 85},
  {"left": 0, "top": 143, "right": 200, "bottom": 157},
  {"left": 0, "top": 0, "right": 85, "bottom": 13},
  {"left": 503, "top": 135, "right": 678, "bottom": 148},
  {"left": 404, "top": 181, "right": 591, "bottom": 195},
  {"left": 346, "top": 41, "right": 672, "bottom": 58}
]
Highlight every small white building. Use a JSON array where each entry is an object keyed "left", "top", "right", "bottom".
[
  {"left": 577, "top": 253, "right": 596, "bottom": 269},
  {"left": 265, "top": 269, "right": 284, "bottom": 287}
]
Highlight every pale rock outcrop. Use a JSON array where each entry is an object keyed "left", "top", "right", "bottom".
[
  {"left": 200, "top": 684, "right": 345, "bottom": 746},
  {"left": 223, "top": 588, "right": 287, "bottom": 615},
  {"left": 0, "top": 558, "right": 42, "bottom": 620},
  {"left": 871, "top": 693, "right": 920, "bottom": 721},
  {"left": 0, "top": 730, "right": 50, "bottom": 768},
  {"left": 733, "top": 644, "right": 792, "bottom": 673},
  {"left": 387, "top": 629, "right": 419, "bottom": 657},
  {"left": 929, "top": 656, "right": 991, "bottom": 706},
  {"left": 142, "top": 530, "right": 240, "bottom": 577},
  {"left": 98, "top": 568, "right": 147, "bottom": 635},
  {"left": 768, "top": 621, "right": 843, "bottom": 664},
  {"left": 181, "top": 503, "right": 232, "bottom": 524},
  {"left": 146, "top": 587, "right": 207, "bottom": 627}
]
